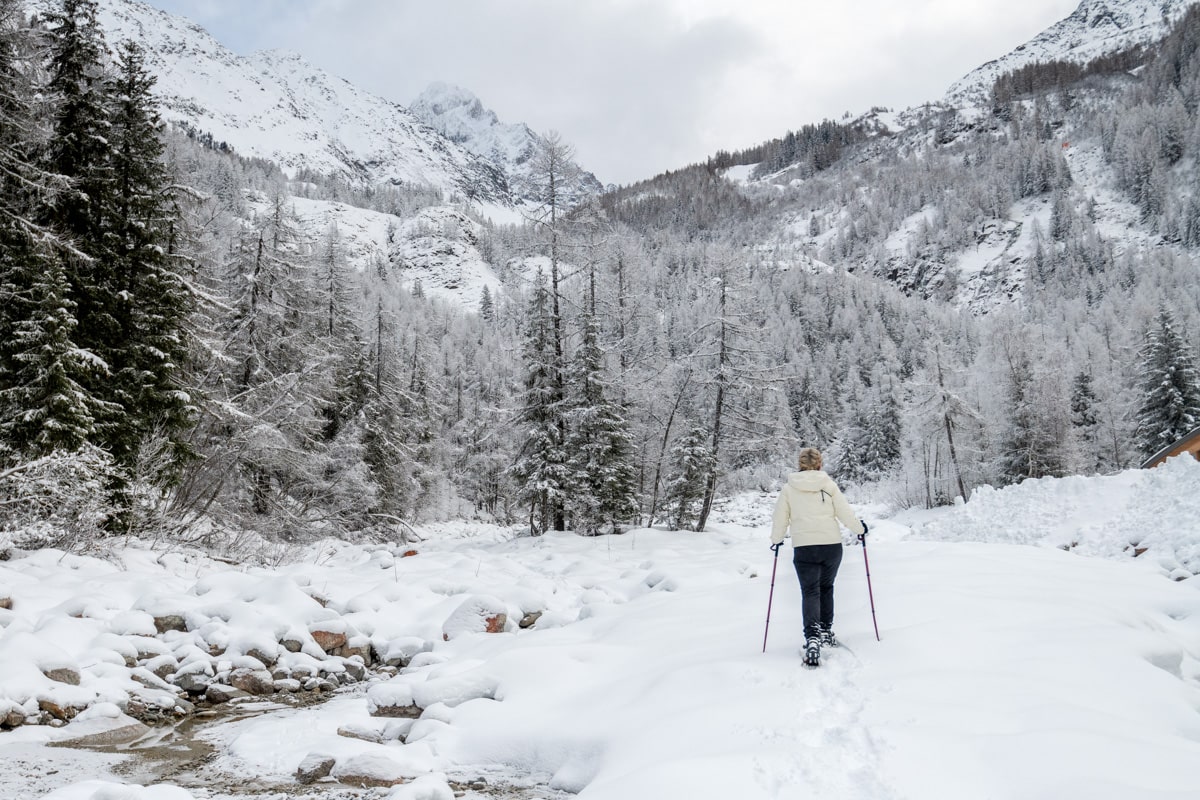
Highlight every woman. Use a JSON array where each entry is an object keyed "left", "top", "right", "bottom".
[{"left": 769, "top": 447, "right": 865, "bottom": 667}]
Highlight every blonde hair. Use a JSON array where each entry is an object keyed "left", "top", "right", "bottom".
[{"left": 797, "top": 447, "right": 823, "bottom": 471}]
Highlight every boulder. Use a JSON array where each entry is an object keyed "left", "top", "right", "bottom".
[
  {"left": 332, "top": 753, "right": 410, "bottom": 788},
  {"left": 246, "top": 646, "right": 278, "bottom": 667},
  {"left": 273, "top": 678, "right": 302, "bottom": 693},
  {"left": 229, "top": 669, "right": 275, "bottom": 696},
  {"left": 310, "top": 629, "right": 347, "bottom": 653},
  {"left": 153, "top": 614, "right": 188, "bottom": 634},
  {"left": 38, "top": 698, "right": 82, "bottom": 723},
  {"left": 518, "top": 611, "right": 543, "bottom": 629},
  {"left": 205, "top": 684, "right": 249, "bottom": 704},
  {"left": 173, "top": 672, "right": 212, "bottom": 695},
  {"left": 57, "top": 716, "right": 149, "bottom": 748},
  {"left": 2, "top": 708, "right": 26, "bottom": 728},
  {"left": 0, "top": 596, "right": 11, "bottom": 610},
  {"left": 295, "top": 753, "right": 335, "bottom": 785},
  {"left": 442, "top": 595, "right": 508, "bottom": 641},
  {"left": 280, "top": 635, "right": 304, "bottom": 654},
  {"left": 43, "top": 667, "right": 81, "bottom": 686}
]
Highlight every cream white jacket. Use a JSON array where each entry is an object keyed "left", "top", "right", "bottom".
[{"left": 770, "top": 470, "right": 864, "bottom": 547}]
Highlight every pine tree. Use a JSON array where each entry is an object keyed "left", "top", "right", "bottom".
[
  {"left": 563, "top": 313, "right": 639, "bottom": 534},
  {"left": 510, "top": 272, "right": 570, "bottom": 534},
  {"left": 0, "top": 256, "right": 114, "bottom": 455},
  {"left": 663, "top": 423, "right": 716, "bottom": 531},
  {"left": 1136, "top": 309, "right": 1200, "bottom": 459},
  {"left": 104, "top": 40, "right": 195, "bottom": 477},
  {"left": 1070, "top": 371, "right": 1102, "bottom": 473}
]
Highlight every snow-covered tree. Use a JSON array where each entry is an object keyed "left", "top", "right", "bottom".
[{"left": 1135, "top": 309, "right": 1200, "bottom": 459}]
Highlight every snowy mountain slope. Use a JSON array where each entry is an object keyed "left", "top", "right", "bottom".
[
  {"left": 267, "top": 196, "right": 501, "bottom": 310},
  {"left": 411, "top": 82, "right": 605, "bottom": 202},
  {"left": 946, "top": 0, "right": 1200, "bottom": 107},
  {"left": 3, "top": 464, "right": 1199, "bottom": 799},
  {"left": 45, "top": 0, "right": 510, "bottom": 201}
]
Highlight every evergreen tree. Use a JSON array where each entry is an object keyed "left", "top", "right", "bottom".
[
  {"left": 104, "top": 40, "right": 195, "bottom": 477},
  {"left": 1069, "top": 370, "right": 1102, "bottom": 473},
  {"left": 1135, "top": 309, "right": 1200, "bottom": 459},
  {"left": 563, "top": 313, "right": 639, "bottom": 534},
  {"left": 0, "top": 256, "right": 114, "bottom": 455},
  {"left": 510, "top": 272, "right": 569, "bottom": 534},
  {"left": 663, "top": 423, "right": 716, "bottom": 531}
]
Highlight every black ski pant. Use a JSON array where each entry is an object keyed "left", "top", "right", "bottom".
[{"left": 792, "top": 543, "right": 843, "bottom": 640}]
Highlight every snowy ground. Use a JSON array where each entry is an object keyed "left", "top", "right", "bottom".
[{"left": 3, "top": 460, "right": 1200, "bottom": 800}]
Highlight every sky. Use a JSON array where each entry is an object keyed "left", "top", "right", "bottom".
[{"left": 144, "top": 0, "right": 1083, "bottom": 185}]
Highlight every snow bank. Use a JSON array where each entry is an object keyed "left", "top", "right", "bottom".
[{"left": 910, "top": 456, "right": 1200, "bottom": 577}]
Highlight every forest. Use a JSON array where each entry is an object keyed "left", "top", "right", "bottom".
[{"left": 2, "top": 0, "right": 1200, "bottom": 556}]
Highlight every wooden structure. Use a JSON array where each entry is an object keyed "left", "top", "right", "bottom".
[{"left": 1140, "top": 426, "right": 1200, "bottom": 469}]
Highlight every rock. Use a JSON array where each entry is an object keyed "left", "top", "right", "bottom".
[
  {"left": 518, "top": 611, "right": 543, "bottom": 629},
  {"left": 401, "top": 550, "right": 419, "bottom": 558},
  {"left": 43, "top": 667, "right": 81, "bottom": 686},
  {"left": 442, "top": 595, "right": 508, "bottom": 641},
  {"left": 0, "top": 597, "right": 11, "bottom": 610},
  {"left": 295, "top": 753, "right": 336, "bottom": 785},
  {"left": 2, "top": 708, "right": 26, "bottom": 728},
  {"left": 303, "top": 677, "right": 322, "bottom": 691},
  {"left": 316, "top": 679, "right": 338, "bottom": 693},
  {"left": 154, "top": 614, "right": 188, "bottom": 634},
  {"left": 337, "top": 723, "right": 384, "bottom": 743},
  {"left": 38, "top": 698, "right": 81, "bottom": 722},
  {"left": 343, "top": 660, "right": 367, "bottom": 682},
  {"left": 281, "top": 636, "right": 304, "bottom": 653},
  {"left": 173, "top": 672, "right": 212, "bottom": 695},
  {"left": 310, "top": 629, "right": 347, "bottom": 653},
  {"left": 205, "top": 684, "right": 249, "bottom": 704},
  {"left": 229, "top": 669, "right": 275, "bottom": 696},
  {"left": 369, "top": 701, "right": 422, "bottom": 719},
  {"left": 335, "top": 642, "right": 371, "bottom": 663},
  {"left": 246, "top": 646, "right": 278, "bottom": 667},
  {"left": 273, "top": 678, "right": 302, "bottom": 693},
  {"left": 57, "top": 718, "right": 150, "bottom": 748},
  {"left": 147, "top": 656, "right": 178, "bottom": 680},
  {"left": 271, "top": 667, "right": 290, "bottom": 681},
  {"left": 332, "top": 753, "right": 410, "bottom": 788},
  {"left": 173, "top": 698, "right": 195, "bottom": 716}
]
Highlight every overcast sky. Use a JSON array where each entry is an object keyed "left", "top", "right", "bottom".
[{"left": 146, "top": 0, "right": 1081, "bottom": 185}]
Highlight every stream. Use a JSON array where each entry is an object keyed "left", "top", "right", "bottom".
[{"left": 22, "top": 690, "right": 570, "bottom": 800}]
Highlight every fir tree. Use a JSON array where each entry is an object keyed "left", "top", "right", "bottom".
[
  {"left": 510, "top": 272, "right": 569, "bottom": 534},
  {"left": 563, "top": 313, "right": 639, "bottom": 534},
  {"left": 663, "top": 424, "right": 716, "bottom": 531},
  {"left": 1070, "top": 371, "right": 1102, "bottom": 473},
  {"left": 1136, "top": 309, "right": 1200, "bottom": 459}
]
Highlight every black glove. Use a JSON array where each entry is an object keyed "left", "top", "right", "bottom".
[
  {"left": 770, "top": 542, "right": 783, "bottom": 555},
  {"left": 857, "top": 520, "right": 869, "bottom": 543}
]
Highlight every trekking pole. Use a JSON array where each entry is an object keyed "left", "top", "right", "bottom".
[
  {"left": 762, "top": 542, "right": 782, "bottom": 653},
  {"left": 859, "top": 523, "right": 880, "bottom": 642}
]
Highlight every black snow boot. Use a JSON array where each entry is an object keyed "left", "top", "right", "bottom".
[
  {"left": 819, "top": 623, "right": 838, "bottom": 648},
  {"left": 803, "top": 635, "right": 821, "bottom": 667}
]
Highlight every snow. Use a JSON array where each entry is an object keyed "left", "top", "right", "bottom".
[
  {"left": 945, "top": 0, "right": 1200, "bottom": 108},
  {"left": 42, "top": 0, "right": 509, "bottom": 201},
  {"left": 3, "top": 461, "right": 1200, "bottom": 799}
]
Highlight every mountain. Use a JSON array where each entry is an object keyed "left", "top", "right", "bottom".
[
  {"left": 945, "top": 0, "right": 1199, "bottom": 107},
  {"left": 44, "top": 0, "right": 510, "bottom": 202},
  {"left": 410, "top": 81, "right": 605, "bottom": 201}
]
